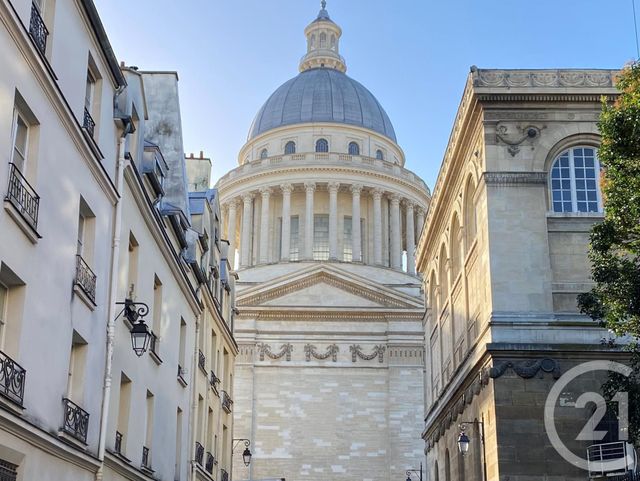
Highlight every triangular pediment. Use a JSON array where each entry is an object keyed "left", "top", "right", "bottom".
[{"left": 237, "top": 264, "right": 423, "bottom": 310}]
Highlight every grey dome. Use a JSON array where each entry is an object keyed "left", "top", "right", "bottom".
[{"left": 248, "top": 68, "right": 397, "bottom": 142}]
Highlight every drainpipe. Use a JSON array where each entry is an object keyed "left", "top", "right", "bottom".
[
  {"left": 190, "top": 294, "right": 202, "bottom": 481},
  {"left": 95, "top": 112, "right": 132, "bottom": 481}
]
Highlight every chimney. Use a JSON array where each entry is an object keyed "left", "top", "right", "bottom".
[{"left": 200, "top": 151, "right": 204, "bottom": 159}]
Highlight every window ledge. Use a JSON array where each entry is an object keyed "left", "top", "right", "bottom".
[
  {"left": 73, "top": 284, "right": 96, "bottom": 311},
  {"left": 4, "top": 200, "right": 41, "bottom": 243},
  {"left": 546, "top": 211, "right": 604, "bottom": 219},
  {"left": 177, "top": 374, "right": 188, "bottom": 388},
  {"left": 57, "top": 430, "right": 87, "bottom": 449},
  {"left": 149, "top": 350, "right": 163, "bottom": 366}
]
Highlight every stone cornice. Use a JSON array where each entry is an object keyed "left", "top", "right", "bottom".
[
  {"left": 482, "top": 171, "right": 547, "bottom": 186},
  {"left": 238, "top": 308, "right": 423, "bottom": 321},
  {"left": 472, "top": 68, "right": 619, "bottom": 90}
]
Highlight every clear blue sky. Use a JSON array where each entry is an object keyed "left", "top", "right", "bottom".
[{"left": 94, "top": 0, "right": 635, "bottom": 190}]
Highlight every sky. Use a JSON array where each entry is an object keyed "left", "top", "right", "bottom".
[{"left": 94, "top": 0, "right": 636, "bottom": 190}]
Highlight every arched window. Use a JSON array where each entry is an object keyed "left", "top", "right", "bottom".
[
  {"left": 348, "top": 142, "right": 360, "bottom": 156},
  {"left": 450, "top": 214, "right": 462, "bottom": 282},
  {"left": 550, "top": 146, "right": 602, "bottom": 213},
  {"left": 438, "top": 244, "right": 448, "bottom": 309},
  {"left": 376, "top": 149, "right": 384, "bottom": 160},
  {"left": 260, "top": 148, "right": 268, "bottom": 159},
  {"left": 434, "top": 461, "right": 440, "bottom": 481},
  {"left": 310, "top": 34, "right": 316, "bottom": 49},
  {"left": 284, "top": 141, "right": 296, "bottom": 155},
  {"left": 463, "top": 176, "right": 477, "bottom": 253},
  {"left": 330, "top": 34, "right": 336, "bottom": 50},
  {"left": 320, "top": 32, "right": 327, "bottom": 48},
  {"left": 316, "top": 138, "right": 329, "bottom": 153}
]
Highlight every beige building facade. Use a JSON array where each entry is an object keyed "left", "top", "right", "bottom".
[
  {"left": 217, "top": 5, "right": 430, "bottom": 481},
  {"left": 416, "top": 68, "right": 623, "bottom": 481}
]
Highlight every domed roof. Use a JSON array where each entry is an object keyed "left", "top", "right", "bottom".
[{"left": 248, "top": 68, "right": 397, "bottom": 142}]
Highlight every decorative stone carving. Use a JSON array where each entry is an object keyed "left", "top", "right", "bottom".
[
  {"left": 489, "top": 358, "right": 561, "bottom": 379},
  {"left": 473, "top": 69, "right": 615, "bottom": 88},
  {"left": 350, "top": 344, "right": 385, "bottom": 363},
  {"left": 483, "top": 171, "right": 547, "bottom": 186},
  {"left": 280, "top": 183, "right": 294, "bottom": 194},
  {"left": 257, "top": 343, "right": 293, "bottom": 361},
  {"left": 304, "top": 344, "right": 339, "bottom": 362},
  {"left": 495, "top": 124, "right": 542, "bottom": 157}
]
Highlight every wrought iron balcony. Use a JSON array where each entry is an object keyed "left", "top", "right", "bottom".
[
  {"left": 221, "top": 390, "right": 233, "bottom": 413},
  {"left": 198, "top": 349, "right": 206, "bottom": 372},
  {"left": 75, "top": 255, "right": 97, "bottom": 303},
  {"left": 83, "top": 108, "right": 96, "bottom": 138},
  {"left": 221, "top": 468, "right": 229, "bottom": 481},
  {"left": 0, "top": 350, "right": 26, "bottom": 406},
  {"left": 205, "top": 452, "right": 214, "bottom": 474},
  {"left": 115, "top": 431, "right": 123, "bottom": 453},
  {"left": 142, "top": 446, "right": 150, "bottom": 469},
  {"left": 62, "top": 398, "right": 89, "bottom": 443},
  {"left": 5, "top": 163, "right": 40, "bottom": 231},
  {"left": 195, "top": 441, "right": 204, "bottom": 466},
  {"left": 209, "top": 370, "right": 220, "bottom": 394},
  {"left": 28, "top": 2, "right": 48, "bottom": 56}
]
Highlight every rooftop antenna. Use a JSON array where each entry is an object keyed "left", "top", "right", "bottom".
[{"left": 633, "top": 0, "right": 640, "bottom": 58}]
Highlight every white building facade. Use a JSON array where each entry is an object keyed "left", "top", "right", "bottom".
[{"left": 217, "top": 5, "right": 430, "bottom": 481}]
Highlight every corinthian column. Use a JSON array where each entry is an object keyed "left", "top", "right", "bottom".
[
  {"left": 416, "top": 206, "right": 426, "bottom": 239},
  {"left": 240, "top": 193, "right": 253, "bottom": 268},
  {"left": 404, "top": 200, "right": 416, "bottom": 275},
  {"left": 280, "top": 184, "right": 293, "bottom": 261},
  {"left": 390, "top": 194, "right": 402, "bottom": 270},
  {"left": 328, "top": 182, "right": 340, "bottom": 260},
  {"left": 304, "top": 182, "right": 316, "bottom": 260},
  {"left": 372, "top": 188, "right": 383, "bottom": 265},
  {"left": 351, "top": 184, "right": 362, "bottom": 263},
  {"left": 259, "top": 187, "right": 271, "bottom": 264},
  {"left": 226, "top": 199, "right": 239, "bottom": 269}
]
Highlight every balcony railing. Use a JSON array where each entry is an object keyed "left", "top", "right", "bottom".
[
  {"left": 0, "top": 350, "right": 26, "bottom": 406},
  {"left": 205, "top": 452, "right": 214, "bottom": 474},
  {"left": 115, "top": 431, "right": 123, "bottom": 453},
  {"left": 221, "top": 468, "right": 229, "bottom": 481},
  {"left": 195, "top": 441, "right": 204, "bottom": 466},
  {"left": 5, "top": 163, "right": 40, "bottom": 231},
  {"left": 198, "top": 349, "right": 206, "bottom": 372},
  {"left": 62, "top": 398, "right": 89, "bottom": 443},
  {"left": 221, "top": 390, "right": 233, "bottom": 413},
  {"left": 83, "top": 108, "right": 96, "bottom": 138},
  {"left": 28, "top": 2, "right": 48, "bottom": 56},
  {"left": 75, "top": 255, "right": 97, "bottom": 303},
  {"left": 142, "top": 446, "right": 150, "bottom": 469},
  {"left": 210, "top": 370, "right": 220, "bottom": 394}
]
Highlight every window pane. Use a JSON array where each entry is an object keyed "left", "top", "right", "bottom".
[
  {"left": 0, "top": 284, "right": 6, "bottom": 324},
  {"left": 12, "top": 115, "right": 28, "bottom": 169},
  {"left": 343, "top": 217, "right": 352, "bottom": 262},
  {"left": 290, "top": 216, "right": 299, "bottom": 261},
  {"left": 313, "top": 215, "right": 329, "bottom": 260}
]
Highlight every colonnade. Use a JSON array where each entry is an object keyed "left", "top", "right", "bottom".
[{"left": 224, "top": 182, "right": 426, "bottom": 275}]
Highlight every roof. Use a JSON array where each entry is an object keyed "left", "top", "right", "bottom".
[{"left": 248, "top": 68, "right": 397, "bottom": 142}]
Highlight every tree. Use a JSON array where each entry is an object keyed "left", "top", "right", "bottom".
[{"left": 578, "top": 63, "right": 640, "bottom": 444}]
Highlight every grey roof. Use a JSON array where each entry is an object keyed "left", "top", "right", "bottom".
[{"left": 248, "top": 68, "right": 397, "bottom": 142}]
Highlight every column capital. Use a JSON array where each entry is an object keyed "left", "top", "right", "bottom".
[
  {"left": 259, "top": 186, "right": 272, "bottom": 197},
  {"left": 350, "top": 183, "right": 363, "bottom": 195},
  {"left": 328, "top": 181, "right": 341, "bottom": 193},
  {"left": 402, "top": 199, "right": 415, "bottom": 210},
  {"left": 280, "top": 183, "right": 294, "bottom": 195},
  {"left": 417, "top": 206, "right": 427, "bottom": 216},
  {"left": 371, "top": 187, "right": 384, "bottom": 200},
  {"left": 241, "top": 192, "right": 254, "bottom": 203},
  {"left": 304, "top": 182, "right": 316, "bottom": 193},
  {"left": 390, "top": 193, "right": 401, "bottom": 204},
  {"left": 227, "top": 197, "right": 240, "bottom": 209}
]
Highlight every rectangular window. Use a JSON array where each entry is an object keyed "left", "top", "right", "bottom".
[
  {"left": 175, "top": 408, "right": 183, "bottom": 480},
  {"left": 11, "top": 111, "right": 29, "bottom": 172},
  {"left": 290, "top": 215, "right": 299, "bottom": 261},
  {"left": 145, "top": 390, "right": 154, "bottom": 463},
  {"left": 67, "top": 332, "right": 87, "bottom": 403},
  {"left": 343, "top": 216, "right": 352, "bottom": 262},
  {"left": 178, "top": 318, "right": 187, "bottom": 373},
  {"left": 117, "top": 373, "right": 132, "bottom": 454},
  {"left": 0, "top": 284, "right": 7, "bottom": 328},
  {"left": 313, "top": 214, "right": 329, "bottom": 261},
  {"left": 152, "top": 275, "right": 162, "bottom": 334},
  {"left": 0, "top": 459, "right": 18, "bottom": 481},
  {"left": 127, "top": 233, "right": 139, "bottom": 297},
  {"left": 85, "top": 70, "right": 95, "bottom": 112},
  {"left": 77, "top": 213, "right": 85, "bottom": 256}
]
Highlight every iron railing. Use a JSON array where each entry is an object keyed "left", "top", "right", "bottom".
[
  {"left": 62, "top": 398, "right": 89, "bottom": 443},
  {"left": 205, "top": 452, "right": 214, "bottom": 474},
  {"left": 198, "top": 349, "right": 206, "bottom": 372},
  {"left": 221, "top": 390, "right": 233, "bottom": 413},
  {"left": 0, "top": 350, "right": 26, "bottom": 406},
  {"left": 75, "top": 255, "right": 97, "bottom": 303},
  {"left": 600, "top": 473, "right": 640, "bottom": 481},
  {"left": 221, "top": 468, "right": 229, "bottom": 481},
  {"left": 115, "top": 431, "right": 123, "bottom": 453},
  {"left": 83, "top": 108, "right": 96, "bottom": 138},
  {"left": 210, "top": 370, "right": 220, "bottom": 394},
  {"left": 5, "top": 163, "right": 40, "bottom": 231},
  {"left": 28, "top": 2, "right": 48, "bottom": 56},
  {"left": 142, "top": 446, "right": 150, "bottom": 468},
  {"left": 195, "top": 441, "right": 204, "bottom": 466}
]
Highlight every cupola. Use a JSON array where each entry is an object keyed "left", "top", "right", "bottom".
[{"left": 299, "top": 1, "right": 346, "bottom": 73}]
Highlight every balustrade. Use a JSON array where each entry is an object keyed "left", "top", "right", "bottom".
[
  {"left": 29, "top": 2, "right": 48, "bottom": 56},
  {"left": 75, "top": 255, "right": 97, "bottom": 303},
  {"left": 0, "top": 350, "right": 26, "bottom": 406}
]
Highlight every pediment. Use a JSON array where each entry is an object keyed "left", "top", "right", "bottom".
[{"left": 237, "top": 264, "right": 422, "bottom": 310}]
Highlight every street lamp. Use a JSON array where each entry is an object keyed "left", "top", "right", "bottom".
[
  {"left": 457, "top": 431, "right": 470, "bottom": 455},
  {"left": 116, "top": 299, "right": 151, "bottom": 357},
  {"left": 405, "top": 462, "right": 423, "bottom": 481},
  {"left": 233, "top": 439, "right": 252, "bottom": 467},
  {"left": 458, "top": 420, "right": 487, "bottom": 481}
]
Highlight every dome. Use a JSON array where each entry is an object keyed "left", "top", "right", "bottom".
[{"left": 248, "top": 68, "right": 397, "bottom": 143}]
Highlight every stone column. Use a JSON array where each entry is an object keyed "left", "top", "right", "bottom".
[
  {"left": 226, "top": 199, "right": 239, "bottom": 269},
  {"left": 404, "top": 200, "right": 416, "bottom": 275},
  {"left": 351, "top": 184, "right": 362, "bottom": 263},
  {"left": 240, "top": 193, "right": 253, "bottom": 268},
  {"left": 328, "top": 182, "right": 340, "bottom": 260},
  {"left": 416, "top": 207, "right": 426, "bottom": 239},
  {"left": 390, "top": 193, "right": 402, "bottom": 270},
  {"left": 304, "top": 182, "right": 316, "bottom": 260},
  {"left": 280, "top": 184, "right": 293, "bottom": 261},
  {"left": 372, "top": 188, "right": 383, "bottom": 265},
  {"left": 259, "top": 187, "right": 271, "bottom": 264}
]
